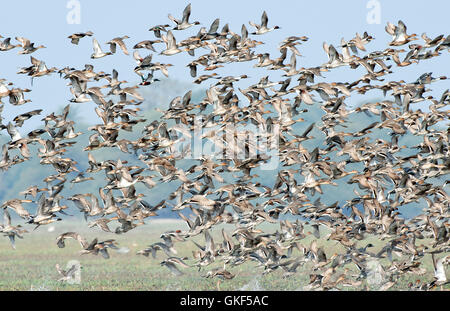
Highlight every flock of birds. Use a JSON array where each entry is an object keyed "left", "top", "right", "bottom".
[{"left": 0, "top": 4, "right": 449, "bottom": 290}]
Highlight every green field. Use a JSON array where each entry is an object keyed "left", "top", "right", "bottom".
[{"left": 0, "top": 219, "right": 445, "bottom": 291}]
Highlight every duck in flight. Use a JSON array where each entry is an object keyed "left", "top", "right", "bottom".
[
  {"left": 168, "top": 3, "right": 200, "bottom": 30},
  {"left": 249, "top": 11, "right": 280, "bottom": 35}
]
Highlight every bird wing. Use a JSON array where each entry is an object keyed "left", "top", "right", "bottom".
[
  {"left": 208, "top": 18, "right": 220, "bottom": 34},
  {"left": 30, "top": 56, "right": 41, "bottom": 67},
  {"left": 8, "top": 235, "right": 16, "bottom": 249},
  {"left": 397, "top": 20, "right": 407, "bottom": 36},
  {"left": 116, "top": 39, "right": 129, "bottom": 55},
  {"left": 192, "top": 240, "right": 205, "bottom": 251},
  {"left": 168, "top": 14, "right": 180, "bottom": 25},
  {"left": 261, "top": 11, "right": 268, "bottom": 27},
  {"left": 222, "top": 228, "right": 234, "bottom": 249},
  {"left": 36, "top": 193, "right": 48, "bottom": 216},
  {"left": 92, "top": 38, "right": 103, "bottom": 54},
  {"left": 3, "top": 208, "right": 11, "bottom": 226},
  {"left": 301, "top": 122, "right": 315, "bottom": 138},
  {"left": 7, "top": 200, "right": 30, "bottom": 218},
  {"left": 99, "top": 248, "right": 110, "bottom": 259},
  {"left": 204, "top": 230, "right": 215, "bottom": 254},
  {"left": 108, "top": 42, "right": 117, "bottom": 54},
  {"left": 164, "top": 261, "right": 183, "bottom": 276},
  {"left": 15, "top": 36, "right": 30, "bottom": 47},
  {"left": 312, "top": 224, "right": 321, "bottom": 239},
  {"left": 86, "top": 238, "right": 98, "bottom": 250},
  {"left": 432, "top": 254, "right": 447, "bottom": 282},
  {"left": 289, "top": 52, "right": 297, "bottom": 69},
  {"left": 170, "top": 257, "right": 190, "bottom": 268},
  {"left": 385, "top": 22, "right": 396, "bottom": 36},
  {"left": 323, "top": 42, "right": 330, "bottom": 55},
  {"left": 166, "top": 30, "right": 177, "bottom": 49},
  {"left": 6, "top": 122, "right": 21, "bottom": 141},
  {"left": 133, "top": 50, "right": 142, "bottom": 63},
  {"left": 182, "top": 3, "right": 191, "bottom": 23}
]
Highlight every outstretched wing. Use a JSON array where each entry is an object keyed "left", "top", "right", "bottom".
[
  {"left": 182, "top": 3, "right": 191, "bottom": 23},
  {"left": 261, "top": 11, "right": 268, "bottom": 27}
]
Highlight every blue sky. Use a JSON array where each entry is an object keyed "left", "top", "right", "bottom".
[{"left": 0, "top": 0, "right": 449, "bottom": 129}]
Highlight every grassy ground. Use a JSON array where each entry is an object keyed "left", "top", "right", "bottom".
[{"left": 0, "top": 219, "right": 445, "bottom": 291}]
